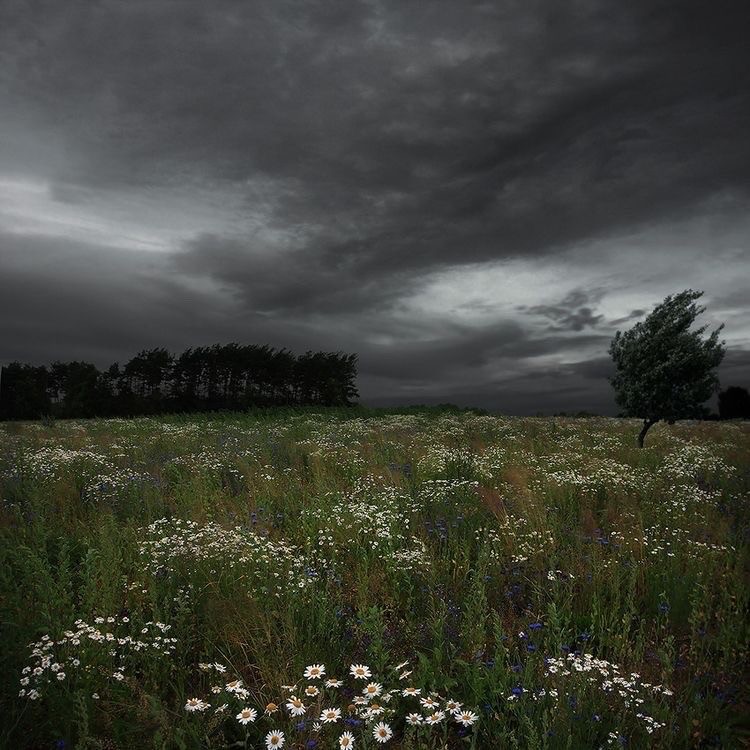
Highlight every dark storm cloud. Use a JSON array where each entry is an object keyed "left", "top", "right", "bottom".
[
  {"left": 1, "top": 0, "right": 749, "bottom": 411},
  {"left": 519, "top": 290, "right": 606, "bottom": 332}
]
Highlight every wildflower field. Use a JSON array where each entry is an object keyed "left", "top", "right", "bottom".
[{"left": 1, "top": 409, "right": 748, "bottom": 749}]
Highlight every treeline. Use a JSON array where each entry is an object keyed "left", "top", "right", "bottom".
[{"left": 0, "top": 344, "right": 359, "bottom": 419}]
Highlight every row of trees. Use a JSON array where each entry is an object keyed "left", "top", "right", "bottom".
[{"left": 0, "top": 344, "right": 359, "bottom": 419}]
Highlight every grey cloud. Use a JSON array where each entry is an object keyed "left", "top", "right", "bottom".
[
  {"left": 609, "top": 309, "right": 646, "bottom": 327},
  {"left": 520, "top": 289, "right": 606, "bottom": 331},
  {"left": 1, "top": 0, "right": 749, "bottom": 413}
]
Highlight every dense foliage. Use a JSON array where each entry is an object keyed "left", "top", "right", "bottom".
[
  {"left": 1, "top": 410, "right": 748, "bottom": 749},
  {"left": 0, "top": 344, "right": 359, "bottom": 419},
  {"left": 609, "top": 290, "right": 726, "bottom": 446}
]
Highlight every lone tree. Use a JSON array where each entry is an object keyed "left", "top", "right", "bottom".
[{"left": 609, "top": 289, "right": 726, "bottom": 447}]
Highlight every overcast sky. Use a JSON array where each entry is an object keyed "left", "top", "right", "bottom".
[{"left": 1, "top": 0, "right": 748, "bottom": 414}]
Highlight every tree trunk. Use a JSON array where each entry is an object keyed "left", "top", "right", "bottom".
[{"left": 637, "top": 418, "right": 657, "bottom": 448}]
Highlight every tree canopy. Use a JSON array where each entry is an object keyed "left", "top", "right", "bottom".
[
  {"left": 608, "top": 289, "right": 726, "bottom": 446},
  {"left": 0, "top": 343, "right": 359, "bottom": 420}
]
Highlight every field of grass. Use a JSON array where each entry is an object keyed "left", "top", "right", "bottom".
[{"left": 1, "top": 409, "right": 748, "bottom": 749}]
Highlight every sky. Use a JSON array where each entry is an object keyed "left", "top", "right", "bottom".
[{"left": 1, "top": 0, "right": 748, "bottom": 414}]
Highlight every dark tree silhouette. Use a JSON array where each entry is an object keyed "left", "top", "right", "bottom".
[
  {"left": 0, "top": 363, "right": 51, "bottom": 419},
  {"left": 609, "top": 289, "right": 726, "bottom": 447},
  {"left": 718, "top": 386, "right": 750, "bottom": 420},
  {"left": 1, "top": 343, "right": 359, "bottom": 419},
  {"left": 48, "top": 361, "right": 111, "bottom": 418}
]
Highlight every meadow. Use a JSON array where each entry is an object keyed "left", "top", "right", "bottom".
[{"left": 0, "top": 409, "right": 748, "bottom": 749}]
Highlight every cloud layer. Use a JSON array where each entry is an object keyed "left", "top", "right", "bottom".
[{"left": 1, "top": 0, "right": 748, "bottom": 412}]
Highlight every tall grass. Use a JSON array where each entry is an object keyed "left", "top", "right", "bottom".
[{"left": 0, "top": 412, "right": 747, "bottom": 748}]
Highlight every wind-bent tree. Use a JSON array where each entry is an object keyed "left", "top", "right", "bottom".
[{"left": 608, "top": 290, "right": 726, "bottom": 447}]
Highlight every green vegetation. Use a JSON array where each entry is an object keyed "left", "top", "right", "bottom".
[
  {"left": 1, "top": 410, "right": 748, "bottom": 749},
  {"left": 608, "top": 290, "right": 726, "bottom": 447}
]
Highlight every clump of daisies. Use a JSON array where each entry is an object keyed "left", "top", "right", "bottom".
[
  {"left": 508, "top": 652, "right": 672, "bottom": 737},
  {"left": 18, "top": 614, "right": 177, "bottom": 702},
  {"left": 181, "top": 657, "right": 480, "bottom": 746},
  {"left": 137, "top": 518, "right": 311, "bottom": 598},
  {"left": 301, "top": 477, "right": 433, "bottom": 575}
]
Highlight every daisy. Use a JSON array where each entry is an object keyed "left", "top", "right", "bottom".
[
  {"left": 304, "top": 664, "right": 325, "bottom": 680},
  {"left": 398, "top": 670, "right": 413, "bottom": 680},
  {"left": 265, "top": 702, "right": 279, "bottom": 715},
  {"left": 281, "top": 684, "right": 297, "bottom": 692},
  {"left": 455, "top": 710, "right": 479, "bottom": 726},
  {"left": 339, "top": 731, "right": 355, "bottom": 748},
  {"left": 406, "top": 713, "right": 423, "bottom": 726},
  {"left": 185, "top": 697, "right": 209, "bottom": 712},
  {"left": 320, "top": 707, "right": 341, "bottom": 724},
  {"left": 445, "top": 699, "right": 462, "bottom": 712},
  {"left": 372, "top": 722, "right": 393, "bottom": 743},
  {"left": 395, "top": 660, "right": 410, "bottom": 671},
  {"left": 425, "top": 711, "right": 445, "bottom": 725},
  {"left": 236, "top": 707, "right": 257, "bottom": 725},
  {"left": 326, "top": 678, "right": 343, "bottom": 688},
  {"left": 420, "top": 696, "right": 439, "bottom": 710},
  {"left": 265, "top": 730, "right": 285, "bottom": 749},
  {"left": 286, "top": 696, "right": 306, "bottom": 716},
  {"left": 225, "top": 680, "right": 243, "bottom": 693},
  {"left": 350, "top": 664, "right": 372, "bottom": 680},
  {"left": 304, "top": 685, "right": 320, "bottom": 697},
  {"left": 363, "top": 682, "right": 383, "bottom": 699},
  {"left": 402, "top": 687, "right": 420, "bottom": 697}
]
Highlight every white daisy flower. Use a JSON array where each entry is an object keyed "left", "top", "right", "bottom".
[
  {"left": 363, "top": 682, "right": 383, "bottom": 699},
  {"left": 304, "top": 685, "right": 320, "bottom": 697},
  {"left": 372, "top": 722, "right": 393, "bottom": 743},
  {"left": 419, "top": 696, "right": 439, "bottom": 709},
  {"left": 326, "top": 678, "right": 343, "bottom": 688},
  {"left": 455, "top": 710, "right": 479, "bottom": 726},
  {"left": 304, "top": 664, "right": 326, "bottom": 680},
  {"left": 445, "top": 699, "right": 462, "bottom": 712},
  {"left": 406, "top": 713, "right": 423, "bottom": 725},
  {"left": 185, "top": 697, "right": 209, "bottom": 712},
  {"left": 338, "top": 731, "right": 355, "bottom": 748},
  {"left": 320, "top": 707, "right": 341, "bottom": 723},
  {"left": 350, "top": 664, "right": 372, "bottom": 680},
  {"left": 265, "top": 730, "right": 285, "bottom": 749},
  {"left": 425, "top": 711, "right": 445, "bottom": 725},
  {"left": 402, "top": 687, "right": 420, "bottom": 697},
  {"left": 286, "top": 696, "right": 306, "bottom": 716},
  {"left": 236, "top": 707, "right": 258, "bottom": 725}
]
